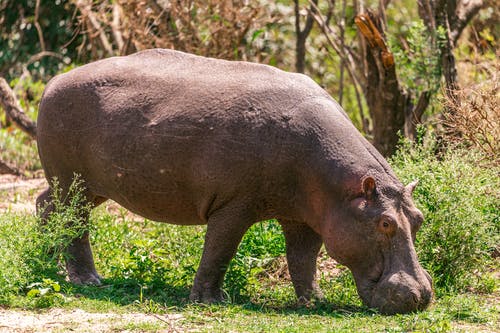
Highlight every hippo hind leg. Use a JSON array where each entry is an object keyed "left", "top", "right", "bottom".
[
  {"left": 36, "top": 183, "right": 107, "bottom": 285},
  {"left": 279, "top": 220, "right": 324, "bottom": 303}
]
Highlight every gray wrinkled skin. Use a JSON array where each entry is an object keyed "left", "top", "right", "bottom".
[{"left": 36, "top": 49, "right": 432, "bottom": 314}]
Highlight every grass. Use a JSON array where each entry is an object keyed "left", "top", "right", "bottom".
[{"left": 0, "top": 202, "right": 498, "bottom": 331}]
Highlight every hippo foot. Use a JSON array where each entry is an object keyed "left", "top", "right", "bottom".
[
  {"left": 66, "top": 268, "right": 102, "bottom": 286},
  {"left": 296, "top": 287, "right": 325, "bottom": 306},
  {"left": 189, "top": 287, "right": 224, "bottom": 304}
]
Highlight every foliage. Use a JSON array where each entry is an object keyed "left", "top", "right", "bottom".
[
  {"left": 26, "top": 278, "right": 67, "bottom": 308},
  {"left": 225, "top": 220, "right": 286, "bottom": 300},
  {"left": 0, "top": 0, "right": 76, "bottom": 80},
  {"left": 391, "top": 133, "right": 499, "bottom": 294},
  {"left": 388, "top": 20, "right": 445, "bottom": 97},
  {"left": 0, "top": 175, "right": 91, "bottom": 304},
  {"left": 0, "top": 203, "right": 498, "bottom": 330},
  {"left": 90, "top": 213, "right": 288, "bottom": 303},
  {"left": 116, "top": 0, "right": 265, "bottom": 60}
]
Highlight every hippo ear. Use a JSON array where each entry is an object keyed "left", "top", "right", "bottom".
[
  {"left": 362, "top": 176, "right": 376, "bottom": 199},
  {"left": 406, "top": 179, "right": 419, "bottom": 195}
]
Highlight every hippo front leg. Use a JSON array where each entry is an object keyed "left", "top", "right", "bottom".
[
  {"left": 189, "top": 206, "right": 254, "bottom": 303},
  {"left": 280, "top": 220, "right": 324, "bottom": 303}
]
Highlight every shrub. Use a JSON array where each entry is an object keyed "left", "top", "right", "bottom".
[
  {"left": 391, "top": 135, "right": 499, "bottom": 294},
  {"left": 442, "top": 77, "right": 499, "bottom": 163},
  {"left": 0, "top": 175, "right": 91, "bottom": 304},
  {"left": 224, "top": 220, "right": 286, "bottom": 301}
]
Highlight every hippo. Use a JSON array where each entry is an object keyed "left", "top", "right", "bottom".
[{"left": 36, "top": 49, "right": 432, "bottom": 314}]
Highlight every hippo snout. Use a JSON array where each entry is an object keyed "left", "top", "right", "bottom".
[{"left": 369, "top": 270, "right": 433, "bottom": 315}]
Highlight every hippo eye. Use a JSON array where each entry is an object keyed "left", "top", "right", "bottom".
[{"left": 378, "top": 216, "right": 397, "bottom": 236}]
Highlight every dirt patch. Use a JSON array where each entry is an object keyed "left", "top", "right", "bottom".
[
  {"left": 0, "top": 175, "right": 46, "bottom": 214},
  {"left": 0, "top": 308, "right": 184, "bottom": 333}
]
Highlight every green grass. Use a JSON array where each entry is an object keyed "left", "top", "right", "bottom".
[{"left": 0, "top": 205, "right": 498, "bottom": 331}]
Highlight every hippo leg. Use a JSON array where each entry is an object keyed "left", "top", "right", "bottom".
[
  {"left": 280, "top": 220, "right": 324, "bottom": 302},
  {"left": 189, "top": 206, "right": 254, "bottom": 303},
  {"left": 36, "top": 187, "right": 54, "bottom": 223},
  {"left": 36, "top": 186, "right": 106, "bottom": 285}
]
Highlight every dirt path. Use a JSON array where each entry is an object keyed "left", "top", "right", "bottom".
[{"left": 0, "top": 308, "right": 184, "bottom": 332}]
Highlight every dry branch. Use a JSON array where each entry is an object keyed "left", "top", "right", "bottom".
[
  {"left": 442, "top": 80, "right": 499, "bottom": 162},
  {"left": 76, "top": 0, "right": 114, "bottom": 57},
  {"left": 0, "top": 159, "right": 20, "bottom": 176},
  {"left": 450, "top": 0, "right": 484, "bottom": 45},
  {"left": 0, "top": 77, "right": 37, "bottom": 138},
  {"left": 355, "top": 14, "right": 394, "bottom": 70},
  {"left": 34, "top": 0, "right": 46, "bottom": 51},
  {"left": 308, "top": 1, "right": 368, "bottom": 134}
]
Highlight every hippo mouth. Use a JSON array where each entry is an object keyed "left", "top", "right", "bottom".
[
  {"left": 357, "top": 275, "right": 381, "bottom": 306},
  {"left": 359, "top": 270, "right": 433, "bottom": 314}
]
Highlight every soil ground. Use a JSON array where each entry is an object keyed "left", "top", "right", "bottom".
[{"left": 0, "top": 308, "right": 183, "bottom": 333}]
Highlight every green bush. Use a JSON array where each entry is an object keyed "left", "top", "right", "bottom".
[
  {"left": 0, "top": 176, "right": 91, "bottom": 305},
  {"left": 391, "top": 136, "right": 499, "bottom": 294}
]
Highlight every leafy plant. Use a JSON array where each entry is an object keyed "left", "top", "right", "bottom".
[
  {"left": 389, "top": 20, "right": 445, "bottom": 98},
  {"left": 37, "top": 175, "right": 93, "bottom": 264},
  {"left": 0, "top": 175, "right": 92, "bottom": 301},
  {"left": 391, "top": 135, "right": 499, "bottom": 294},
  {"left": 26, "top": 278, "right": 67, "bottom": 308},
  {"left": 224, "top": 220, "right": 286, "bottom": 301}
]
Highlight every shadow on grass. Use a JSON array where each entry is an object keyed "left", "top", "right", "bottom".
[
  {"left": 69, "top": 276, "right": 373, "bottom": 318},
  {"left": 71, "top": 277, "right": 191, "bottom": 307}
]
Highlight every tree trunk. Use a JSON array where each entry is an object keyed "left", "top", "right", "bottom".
[
  {"left": 294, "top": 0, "right": 317, "bottom": 73},
  {"left": 355, "top": 12, "right": 409, "bottom": 156},
  {"left": 417, "top": 0, "right": 484, "bottom": 136}
]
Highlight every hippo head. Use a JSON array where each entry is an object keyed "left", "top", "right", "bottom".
[{"left": 322, "top": 176, "right": 433, "bottom": 314}]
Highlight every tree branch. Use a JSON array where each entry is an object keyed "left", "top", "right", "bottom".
[
  {"left": 76, "top": 0, "right": 114, "bottom": 56},
  {"left": 311, "top": 6, "right": 368, "bottom": 133},
  {"left": 111, "top": 2, "right": 124, "bottom": 53},
  {"left": 295, "top": 0, "right": 318, "bottom": 73},
  {"left": 34, "top": 0, "right": 46, "bottom": 51},
  {"left": 0, "top": 159, "right": 20, "bottom": 176},
  {"left": 450, "top": 0, "right": 484, "bottom": 45},
  {"left": 404, "top": 90, "right": 431, "bottom": 139},
  {"left": 0, "top": 77, "right": 37, "bottom": 138}
]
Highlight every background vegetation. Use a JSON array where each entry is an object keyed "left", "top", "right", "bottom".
[{"left": 0, "top": 0, "right": 498, "bottom": 331}]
